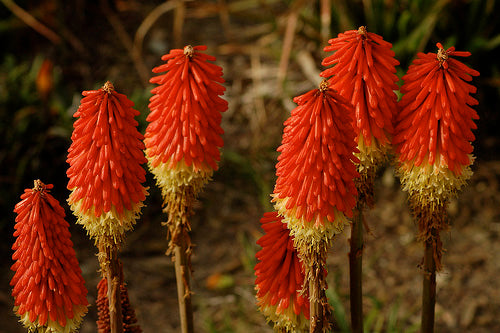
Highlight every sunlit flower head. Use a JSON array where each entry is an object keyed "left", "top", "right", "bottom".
[
  {"left": 255, "top": 212, "right": 309, "bottom": 332},
  {"left": 321, "top": 26, "right": 399, "bottom": 176},
  {"left": 145, "top": 45, "right": 227, "bottom": 198},
  {"left": 393, "top": 43, "right": 479, "bottom": 206},
  {"left": 67, "top": 81, "right": 148, "bottom": 245},
  {"left": 272, "top": 80, "right": 359, "bottom": 247},
  {"left": 11, "top": 180, "right": 88, "bottom": 332}
]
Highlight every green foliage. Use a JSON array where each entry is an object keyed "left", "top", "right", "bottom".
[
  {"left": 295, "top": 0, "right": 499, "bottom": 71},
  {"left": 0, "top": 54, "right": 74, "bottom": 234}
]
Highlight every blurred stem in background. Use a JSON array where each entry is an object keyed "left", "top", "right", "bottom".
[
  {"left": 349, "top": 204, "right": 364, "bottom": 333},
  {"left": 421, "top": 231, "right": 437, "bottom": 333}
]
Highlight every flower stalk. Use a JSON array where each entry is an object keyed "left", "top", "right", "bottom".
[
  {"left": 421, "top": 228, "right": 438, "bottom": 333},
  {"left": 321, "top": 26, "right": 399, "bottom": 332},
  {"left": 67, "top": 81, "right": 148, "bottom": 333},
  {"left": 98, "top": 238, "right": 124, "bottom": 333},
  {"left": 272, "top": 79, "right": 359, "bottom": 332},
  {"left": 393, "top": 43, "right": 479, "bottom": 332},
  {"left": 348, "top": 203, "right": 364, "bottom": 333},
  {"left": 168, "top": 185, "right": 195, "bottom": 333},
  {"left": 97, "top": 264, "right": 142, "bottom": 333}
]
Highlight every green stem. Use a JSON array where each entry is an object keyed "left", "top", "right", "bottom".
[
  {"left": 349, "top": 204, "right": 364, "bottom": 333},
  {"left": 421, "top": 235, "right": 436, "bottom": 333}
]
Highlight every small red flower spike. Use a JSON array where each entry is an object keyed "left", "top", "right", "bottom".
[
  {"left": 255, "top": 212, "right": 310, "bottom": 331},
  {"left": 272, "top": 80, "right": 359, "bottom": 246},
  {"left": 11, "top": 180, "right": 89, "bottom": 332},
  {"left": 145, "top": 45, "right": 227, "bottom": 198},
  {"left": 321, "top": 26, "right": 399, "bottom": 196},
  {"left": 67, "top": 81, "right": 148, "bottom": 245},
  {"left": 393, "top": 43, "right": 480, "bottom": 206},
  {"left": 97, "top": 276, "right": 142, "bottom": 333}
]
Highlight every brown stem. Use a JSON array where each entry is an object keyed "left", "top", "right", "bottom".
[
  {"left": 174, "top": 238, "right": 194, "bottom": 333},
  {"left": 304, "top": 243, "right": 331, "bottom": 333},
  {"left": 421, "top": 234, "right": 437, "bottom": 333},
  {"left": 98, "top": 239, "right": 124, "bottom": 333},
  {"left": 164, "top": 185, "right": 195, "bottom": 333},
  {"left": 349, "top": 204, "right": 364, "bottom": 333},
  {"left": 309, "top": 276, "right": 322, "bottom": 333}
]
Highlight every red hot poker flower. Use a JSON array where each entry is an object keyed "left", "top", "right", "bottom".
[
  {"left": 321, "top": 26, "right": 399, "bottom": 173},
  {"left": 393, "top": 43, "right": 479, "bottom": 205},
  {"left": 67, "top": 81, "right": 148, "bottom": 244},
  {"left": 255, "top": 212, "right": 309, "bottom": 331},
  {"left": 145, "top": 45, "right": 227, "bottom": 197},
  {"left": 11, "top": 180, "right": 88, "bottom": 332},
  {"left": 273, "top": 80, "right": 359, "bottom": 245}
]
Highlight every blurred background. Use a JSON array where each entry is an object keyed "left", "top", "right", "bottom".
[{"left": 1, "top": 0, "right": 499, "bottom": 332}]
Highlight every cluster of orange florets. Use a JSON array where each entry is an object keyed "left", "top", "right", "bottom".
[
  {"left": 145, "top": 45, "right": 228, "bottom": 198},
  {"left": 11, "top": 28, "right": 481, "bottom": 332},
  {"left": 255, "top": 27, "right": 480, "bottom": 331}
]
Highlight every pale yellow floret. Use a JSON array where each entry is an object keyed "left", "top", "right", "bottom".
[
  {"left": 356, "top": 134, "right": 390, "bottom": 174},
  {"left": 147, "top": 157, "right": 213, "bottom": 199},
  {"left": 272, "top": 196, "right": 349, "bottom": 253},
  {"left": 397, "top": 154, "right": 474, "bottom": 208},
  {"left": 257, "top": 294, "right": 308, "bottom": 332},
  {"left": 16, "top": 304, "right": 88, "bottom": 333},
  {"left": 69, "top": 189, "right": 147, "bottom": 245}
]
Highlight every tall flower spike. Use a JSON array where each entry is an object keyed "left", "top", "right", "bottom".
[
  {"left": 394, "top": 43, "right": 479, "bottom": 332},
  {"left": 67, "top": 81, "right": 148, "bottom": 246},
  {"left": 321, "top": 27, "right": 400, "bottom": 331},
  {"left": 321, "top": 26, "right": 399, "bottom": 202},
  {"left": 393, "top": 43, "right": 479, "bottom": 217},
  {"left": 273, "top": 80, "right": 359, "bottom": 330},
  {"left": 11, "top": 180, "right": 88, "bottom": 332},
  {"left": 145, "top": 45, "right": 227, "bottom": 332},
  {"left": 394, "top": 43, "right": 479, "bottom": 269},
  {"left": 273, "top": 79, "right": 359, "bottom": 248},
  {"left": 145, "top": 45, "right": 227, "bottom": 200},
  {"left": 255, "top": 212, "right": 309, "bottom": 332}
]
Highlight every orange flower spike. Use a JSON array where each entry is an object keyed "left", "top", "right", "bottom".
[
  {"left": 67, "top": 81, "right": 148, "bottom": 245},
  {"left": 393, "top": 43, "right": 479, "bottom": 206},
  {"left": 11, "top": 180, "right": 89, "bottom": 332},
  {"left": 255, "top": 212, "right": 310, "bottom": 332},
  {"left": 321, "top": 26, "right": 399, "bottom": 175},
  {"left": 145, "top": 45, "right": 227, "bottom": 198},
  {"left": 273, "top": 80, "right": 359, "bottom": 247}
]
